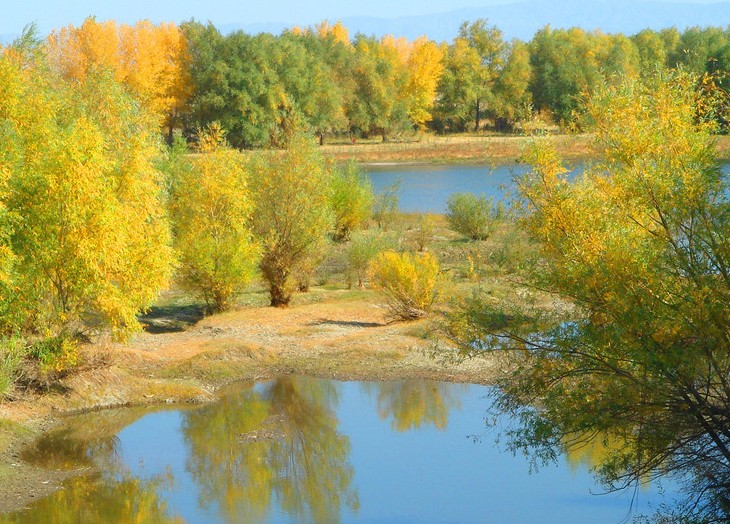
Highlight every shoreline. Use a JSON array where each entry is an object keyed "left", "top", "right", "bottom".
[
  {"left": 0, "top": 288, "right": 500, "bottom": 515},
  {"left": 322, "top": 133, "right": 730, "bottom": 164}
]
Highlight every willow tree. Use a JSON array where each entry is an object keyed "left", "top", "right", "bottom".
[
  {"left": 0, "top": 43, "right": 172, "bottom": 339},
  {"left": 249, "top": 136, "right": 333, "bottom": 306},
  {"left": 448, "top": 71, "right": 730, "bottom": 521},
  {"left": 167, "top": 127, "right": 259, "bottom": 313}
]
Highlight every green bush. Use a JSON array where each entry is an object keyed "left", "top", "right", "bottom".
[
  {"left": 372, "top": 181, "right": 400, "bottom": 231},
  {"left": 346, "top": 232, "right": 396, "bottom": 288},
  {"left": 369, "top": 250, "right": 440, "bottom": 320},
  {"left": 29, "top": 336, "right": 79, "bottom": 375},
  {"left": 0, "top": 338, "right": 25, "bottom": 399},
  {"left": 445, "top": 193, "right": 502, "bottom": 240},
  {"left": 330, "top": 162, "right": 374, "bottom": 241}
]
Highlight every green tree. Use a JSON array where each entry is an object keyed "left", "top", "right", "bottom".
[
  {"left": 434, "top": 20, "right": 505, "bottom": 132},
  {"left": 492, "top": 39, "right": 533, "bottom": 131},
  {"left": 249, "top": 136, "right": 334, "bottom": 306},
  {"left": 448, "top": 71, "right": 730, "bottom": 521},
  {"left": 167, "top": 129, "right": 259, "bottom": 313}
]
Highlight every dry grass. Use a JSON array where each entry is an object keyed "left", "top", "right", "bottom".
[
  {"left": 323, "top": 132, "right": 730, "bottom": 164},
  {"left": 322, "top": 133, "right": 597, "bottom": 164}
]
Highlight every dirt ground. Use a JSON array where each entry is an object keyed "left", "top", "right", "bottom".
[{"left": 0, "top": 288, "right": 500, "bottom": 514}]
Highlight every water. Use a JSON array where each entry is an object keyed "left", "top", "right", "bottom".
[
  {"left": 3, "top": 377, "right": 675, "bottom": 523},
  {"left": 366, "top": 162, "right": 730, "bottom": 213}
]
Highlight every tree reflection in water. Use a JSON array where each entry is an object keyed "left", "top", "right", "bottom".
[
  {"left": 1, "top": 410, "right": 182, "bottom": 524},
  {"left": 363, "top": 380, "right": 466, "bottom": 431},
  {"left": 0, "top": 473, "right": 183, "bottom": 524},
  {"left": 181, "top": 376, "right": 358, "bottom": 523}
]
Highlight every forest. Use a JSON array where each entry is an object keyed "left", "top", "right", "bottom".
[{"left": 37, "top": 17, "right": 730, "bottom": 147}]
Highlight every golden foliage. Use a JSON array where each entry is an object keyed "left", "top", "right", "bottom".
[
  {"left": 47, "top": 17, "right": 192, "bottom": 131},
  {"left": 369, "top": 251, "right": 440, "bottom": 320}
]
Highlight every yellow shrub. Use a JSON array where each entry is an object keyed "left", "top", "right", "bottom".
[{"left": 369, "top": 251, "right": 439, "bottom": 320}]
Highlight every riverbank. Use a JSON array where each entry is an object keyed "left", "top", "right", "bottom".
[
  {"left": 321, "top": 133, "right": 730, "bottom": 164},
  {"left": 0, "top": 286, "right": 502, "bottom": 514}
]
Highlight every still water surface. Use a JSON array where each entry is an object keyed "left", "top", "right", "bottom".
[
  {"left": 366, "top": 162, "right": 730, "bottom": 213},
  {"left": 3, "top": 377, "right": 674, "bottom": 523}
]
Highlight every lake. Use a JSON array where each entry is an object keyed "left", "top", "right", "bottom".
[
  {"left": 2, "top": 377, "right": 675, "bottom": 523},
  {"left": 366, "top": 162, "right": 730, "bottom": 213}
]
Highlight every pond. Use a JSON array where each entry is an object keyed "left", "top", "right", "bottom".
[
  {"left": 2, "top": 377, "right": 675, "bottom": 523},
  {"left": 366, "top": 162, "right": 730, "bottom": 213}
]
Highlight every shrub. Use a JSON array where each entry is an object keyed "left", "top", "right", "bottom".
[
  {"left": 414, "top": 213, "right": 437, "bottom": 252},
  {"left": 346, "top": 232, "right": 396, "bottom": 288},
  {"left": 330, "top": 162, "right": 374, "bottom": 241},
  {"left": 445, "top": 193, "right": 502, "bottom": 240},
  {"left": 372, "top": 181, "right": 400, "bottom": 230},
  {"left": 29, "top": 336, "right": 79, "bottom": 375},
  {"left": 0, "top": 338, "right": 25, "bottom": 399},
  {"left": 369, "top": 251, "right": 440, "bottom": 320}
]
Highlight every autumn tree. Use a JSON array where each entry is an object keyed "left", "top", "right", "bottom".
[
  {"left": 447, "top": 71, "right": 730, "bottom": 521},
  {"left": 329, "top": 162, "right": 373, "bottom": 242},
  {"left": 0, "top": 43, "right": 172, "bottom": 340},
  {"left": 249, "top": 136, "right": 334, "bottom": 306},
  {"left": 348, "top": 35, "right": 411, "bottom": 141},
  {"left": 47, "top": 17, "right": 191, "bottom": 142},
  {"left": 167, "top": 127, "right": 259, "bottom": 313}
]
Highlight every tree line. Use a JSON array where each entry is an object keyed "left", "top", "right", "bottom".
[{"left": 41, "top": 17, "right": 730, "bottom": 146}]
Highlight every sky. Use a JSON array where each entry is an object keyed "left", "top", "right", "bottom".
[
  {"left": 1, "top": 0, "right": 726, "bottom": 37},
  {"left": 0, "top": 0, "right": 521, "bottom": 36}
]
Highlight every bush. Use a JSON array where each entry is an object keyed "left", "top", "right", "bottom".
[
  {"left": 345, "top": 232, "right": 396, "bottom": 288},
  {"left": 330, "top": 162, "right": 374, "bottom": 242},
  {"left": 29, "top": 336, "right": 79, "bottom": 375},
  {"left": 445, "top": 193, "right": 502, "bottom": 240},
  {"left": 414, "top": 213, "right": 437, "bottom": 252},
  {"left": 0, "top": 338, "right": 25, "bottom": 399},
  {"left": 372, "top": 181, "right": 400, "bottom": 230},
  {"left": 369, "top": 251, "right": 440, "bottom": 320}
]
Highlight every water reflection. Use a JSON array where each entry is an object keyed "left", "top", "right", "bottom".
[
  {"left": 362, "top": 380, "right": 465, "bottom": 431},
  {"left": 2, "top": 377, "right": 675, "bottom": 523},
  {"left": 182, "top": 377, "right": 357, "bottom": 523},
  {"left": 0, "top": 473, "right": 183, "bottom": 524}
]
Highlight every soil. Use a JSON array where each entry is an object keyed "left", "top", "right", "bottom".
[{"left": 0, "top": 288, "right": 501, "bottom": 515}]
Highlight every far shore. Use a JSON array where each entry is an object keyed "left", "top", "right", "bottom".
[{"left": 322, "top": 133, "right": 730, "bottom": 164}]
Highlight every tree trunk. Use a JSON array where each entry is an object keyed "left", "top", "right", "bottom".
[
  {"left": 269, "top": 280, "right": 291, "bottom": 307},
  {"left": 475, "top": 99, "right": 481, "bottom": 132}
]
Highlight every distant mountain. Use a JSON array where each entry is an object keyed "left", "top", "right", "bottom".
[{"left": 226, "top": 0, "right": 730, "bottom": 42}]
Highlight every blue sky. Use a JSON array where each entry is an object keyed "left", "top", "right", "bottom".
[
  {"left": 1, "top": 0, "right": 520, "bottom": 35},
  {"left": 1, "top": 0, "right": 725, "bottom": 37}
]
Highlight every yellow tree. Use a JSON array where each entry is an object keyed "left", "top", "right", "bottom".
[
  {"left": 0, "top": 44, "right": 173, "bottom": 340},
  {"left": 167, "top": 126, "right": 259, "bottom": 313},
  {"left": 47, "top": 18, "right": 191, "bottom": 141},
  {"left": 249, "top": 135, "right": 334, "bottom": 307},
  {"left": 401, "top": 36, "right": 445, "bottom": 128},
  {"left": 315, "top": 20, "right": 350, "bottom": 46}
]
